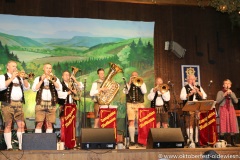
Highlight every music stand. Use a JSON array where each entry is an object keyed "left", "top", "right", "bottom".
[{"left": 182, "top": 100, "right": 215, "bottom": 146}]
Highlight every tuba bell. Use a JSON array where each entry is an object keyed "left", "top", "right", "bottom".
[{"left": 97, "top": 62, "right": 123, "bottom": 105}]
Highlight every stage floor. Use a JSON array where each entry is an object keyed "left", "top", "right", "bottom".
[{"left": 0, "top": 147, "right": 240, "bottom": 160}]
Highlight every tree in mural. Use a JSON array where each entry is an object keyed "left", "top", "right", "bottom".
[{"left": 0, "top": 41, "right": 20, "bottom": 71}]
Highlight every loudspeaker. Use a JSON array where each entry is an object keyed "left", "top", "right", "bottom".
[
  {"left": 22, "top": 133, "right": 57, "bottom": 150},
  {"left": 170, "top": 41, "right": 186, "bottom": 58},
  {"left": 147, "top": 128, "right": 184, "bottom": 148},
  {"left": 81, "top": 128, "right": 116, "bottom": 149}
]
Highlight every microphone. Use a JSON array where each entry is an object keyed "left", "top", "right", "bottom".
[
  {"left": 168, "top": 81, "right": 174, "bottom": 86},
  {"left": 122, "top": 77, "right": 127, "bottom": 89},
  {"left": 84, "top": 78, "right": 87, "bottom": 86},
  {"left": 208, "top": 80, "right": 213, "bottom": 87}
]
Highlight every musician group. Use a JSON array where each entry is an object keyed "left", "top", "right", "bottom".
[{"left": 0, "top": 60, "right": 239, "bottom": 150}]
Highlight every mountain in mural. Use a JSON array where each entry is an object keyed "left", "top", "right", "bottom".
[
  {"left": 0, "top": 32, "right": 43, "bottom": 47},
  {"left": 35, "top": 36, "right": 124, "bottom": 47}
]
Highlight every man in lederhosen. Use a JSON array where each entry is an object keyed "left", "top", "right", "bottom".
[
  {"left": 90, "top": 68, "right": 107, "bottom": 128},
  {"left": 58, "top": 70, "right": 84, "bottom": 147},
  {"left": 180, "top": 74, "right": 207, "bottom": 147},
  {"left": 32, "top": 63, "right": 62, "bottom": 133},
  {"left": 148, "top": 77, "right": 170, "bottom": 128},
  {"left": 123, "top": 71, "right": 147, "bottom": 146},
  {"left": 0, "top": 60, "right": 30, "bottom": 150}
]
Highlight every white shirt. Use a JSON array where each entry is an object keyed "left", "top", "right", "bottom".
[
  {"left": 180, "top": 84, "right": 207, "bottom": 101},
  {"left": 58, "top": 81, "right": 84, "bottom": 103},
  {"left": 148, "top": 88, "right": 170, "bottom": 106},
  {"left": 32, "top": 76, "right": 62, "bottom": 101},
  {"left": 90, "top": 79, "right": 103, "bottom": 97},
  {"left": 0, "top": 73, "right": 30, "bottom": 101}
]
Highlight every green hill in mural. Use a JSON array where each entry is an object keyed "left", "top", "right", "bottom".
[
  {"left": 0, "top": 32, "right": 43, "bottom": 47},
  {"left": 44, "top": 36, "right": 124, "bottom": 47}
]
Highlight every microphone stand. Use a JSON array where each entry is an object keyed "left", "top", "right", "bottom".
[
  {"left": 169, "top": 83, "right": 178, "bottom": 128},
  {"left": 206, "top": 82, "right": 212, "bottom": 147},
  {"left": 123, "top": 78, "right": 129, "bottom": 149},
  {"left": 83, "top": 78, "right": 87, "bottom": 128}
]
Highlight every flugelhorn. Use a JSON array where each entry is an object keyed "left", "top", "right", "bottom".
[
  {"left": 18, "top": 70, "right": 35, "bottom": 80},
  {"left": 132, "top": 77, "right": 143, "bottom": 87},
  {"left": 47, "top": 73, "right": 57, "bottom": 82}
]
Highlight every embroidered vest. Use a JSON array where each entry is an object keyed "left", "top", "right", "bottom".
[
  {"left": 183, "top": 84, "right": 202, "bottom": 106},
  {"left": 36, "top": 77, "right": 58, "bottom": 105},
  {"left": 0, "top": 73, "right": 25, "bottom": 103},
  {"left": 126, "top": 83, "right": 144, "bottom": 103}
]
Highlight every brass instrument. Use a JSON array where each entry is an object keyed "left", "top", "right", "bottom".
[
  {"left": 97, "top": 62, "right": 123, "bottom": 105},
  {"left": 18, "top": 70, "right": 35, "bottom": 80},
  {"left": 157, "top": 84, "right": 169, "bottom": 94},
  {"left": 132, "top": 77, "right": 143, "bottom": 87},
  {"left": 47, "top": 73, "right": 57, "bottom": 82},
  {"left": 70, "top": 66, "right": 82, "bottom": 101}
]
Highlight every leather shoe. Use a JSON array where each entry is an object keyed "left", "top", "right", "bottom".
[
  {"left": 129, "top": 142, "right": 135, "bottom": 146},
  {"left": 7, "top": 148, "right": 13, "bottom": 151}
]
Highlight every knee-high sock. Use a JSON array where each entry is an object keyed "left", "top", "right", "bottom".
[
  {"left": 46, "top": 129, "right": 53, "bottom": 133},
  {"left": 186, "top": 128, "right": 193, "bottom": 142},
  {"left": 195, "top": 127, "right": 198, "bottom": 142},
  {"left": 128, "top": 126, "right": 135, "bottom": 143},
  {"left": 4, "top": 132, "right": 13, "bottom": 149},
  {"left": 35, "top": 129, "right": 42, "bottom": 133},
  {"left": 17, "top": 132, "right": 24, "bottom": 150}
]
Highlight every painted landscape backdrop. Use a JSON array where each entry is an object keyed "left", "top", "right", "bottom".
[{"left": 0, "top": 14, "right": 154, "bottom": 121}]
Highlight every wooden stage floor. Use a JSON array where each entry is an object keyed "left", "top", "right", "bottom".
[{"left": 0, "top": 147, "right": 240, "bottom": 160}]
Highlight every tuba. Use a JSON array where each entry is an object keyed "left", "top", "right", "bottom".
[
  {"left": 97, "top": 62, "right": 123, "bottom": 105},
  {"left": 70, "top": 66, "right": 82, "bottom": 101}
]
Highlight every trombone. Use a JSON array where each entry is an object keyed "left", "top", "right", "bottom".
[
  {"left": 132, "top": 77, "right": 143, "bottom": 87},
  {"left": 155, "top": 84, "right": 169, "bottom": 94}
]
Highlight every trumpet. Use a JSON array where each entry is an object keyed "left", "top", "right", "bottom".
[
  {"left": 155, "top": 84, "right": 169, "bottom": 94},
  {"left": 132, "top": 76, "right": 143, "bottom": 87},
  {"left": 47, "top": 73, "right": 57, "bottom": 82},
  {"left": 17, "top": 70, "right": 35, "bottom": 80}
]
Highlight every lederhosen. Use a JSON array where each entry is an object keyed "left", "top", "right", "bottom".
[
  {"left": 183, "top": 84, "right": 202, "bottom": 128},
  {"left": 151, "top": 91, "right": 168, "bottom": 123}
]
